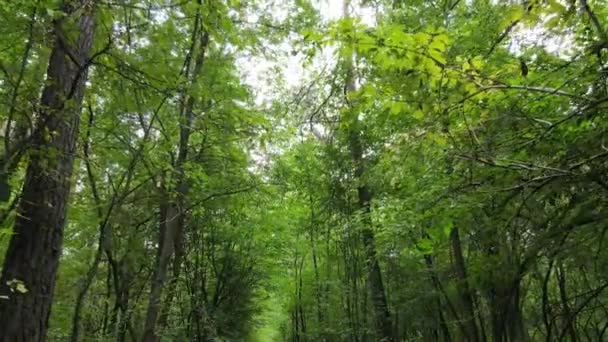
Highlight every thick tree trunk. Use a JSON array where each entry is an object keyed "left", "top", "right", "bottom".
[
  {"left": 0, "top": 1, "right": 96, "bottom": 340},
  {"left": 489, "top": 279, "right": 526, "bottom": 342}
]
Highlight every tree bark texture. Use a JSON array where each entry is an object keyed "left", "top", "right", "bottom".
[{"left": 0, "top": 1, "right": 97, "bottom": 340}]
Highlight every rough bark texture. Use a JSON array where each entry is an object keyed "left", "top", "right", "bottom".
[{"left": 0, "top": 1, "right": 96, "bottom": 340}]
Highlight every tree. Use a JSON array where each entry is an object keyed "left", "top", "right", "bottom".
[
  {"left": 0, "top": 0, "right": 97, "bottom": 340},
  {"left": 1, "top": 0, "right": 608, "bottom": 341},
  {"left": 341, "top": 0, "right": 393, "bottom": 340}
]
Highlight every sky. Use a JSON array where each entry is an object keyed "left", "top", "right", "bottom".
[{"left": 237, "top": 0, "right": 377, "bottom": 106}]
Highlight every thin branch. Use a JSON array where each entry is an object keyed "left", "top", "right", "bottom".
[
  {"left": 486, "top": 20, "right": 519, "bottom": 58},
  {"left": 580, "top": 0, "right": 608, "bottom": 43},
  {"left": 5, "top": 3, "right": 38, "bottom": 158},
  {"left": 479, "top": 84, "right": 581, "bottom": 99}
]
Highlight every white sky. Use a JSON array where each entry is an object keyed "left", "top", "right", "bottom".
[{"left": 237, "top": 0, "right": 376, "bottom": 106}]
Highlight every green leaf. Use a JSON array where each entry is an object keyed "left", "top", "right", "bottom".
[
  {"left": 443, "top": 220, "right": 454, "bottom": 238},
  {"left": 417, "top": 237, "right": 433, "bottom": 254},
  {"left": 428, "top": 49, "right": 446, "bottom": 65},
  {"left": 390, "top": 101, "right": 407, "bottom": 116},
  {"left": 414, "top": 32, "right": 431, "bottom": 45}
]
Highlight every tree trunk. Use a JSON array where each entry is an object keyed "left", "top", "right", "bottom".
[
  {"left": 450, "top": 227, "right": 480, "bottom": 342},
  {"left": 341, "top": 1, "right": 392, "bottom": 340},
  {"left": 155, "top": 229, "right": 186, "bottom": 338},
  {"left": 359, "top": 202, "right": 393, "bottom": 341},
  {"left": 307, "top": 192, "right": 325, "bottom": 336},
  {"left": 0, "top": 1, "right": 96, "bottom": 340},
  {"left": 424, "top": 255, "right": 452, "bottom": 342},
  {"left": 489, "top": 278, "right": 526, "bottom": 342},
  {"left": 142, "top": 194, "right": 185, "bottom": 342},
  {"left": 557, "top": 264, "right": 577, "bottom": 342},
  {"left": 141, "top": 23, "right": 209, "bottom": 341},
  {"left": 298, "top": 256, "right": 307, "bottom": 341}
]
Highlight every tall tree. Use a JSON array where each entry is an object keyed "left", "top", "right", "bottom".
[
  {"left": 342, "top": 0, "right": 393, "bottom": 340},
  {"left": 0, "top": 0, "right": 97, "bottom": 340},
  {"left": 141, "top": 12, "right": 210, "bottom": 340},
  {"left": 1, "top": 0, "right": 607, "bottom": 341}
]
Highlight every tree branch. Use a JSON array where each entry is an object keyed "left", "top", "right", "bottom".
[{"left": 580, "top": 0, "right": 608, "bottom": 43}]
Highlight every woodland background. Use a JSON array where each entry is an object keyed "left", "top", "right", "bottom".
[{"left": 0, "top": 0, "right": 608, "bottom": 341}]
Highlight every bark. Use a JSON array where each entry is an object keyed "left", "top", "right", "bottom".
[
  {"left": 0, "top": 1, "right": 96, "bottom": 340},
  {"left": 341, "top": 1, "right": 393, "bottom": 339},
  {"left": 141, "top": 22, "right": 209, "bottom": 341},
  {"left": 450, "top": 227, "right": 480, "bottom": 342},
  {"left": 488, "top": 279, "right": 526, "bottom": 342},
  {"left": 508, "top": 285, "right": 527, "bottom": 341},
  {"left": 141, "top": 190, "right": 185, "bottom": 342},
  {"left": 542, "top": 259, "right": 555, "bottom": 341},
  {"left": 155, "top": 228, "right": 186, "bottom": 337},
  {"left": 344, "top": 63, "right": 392, "bottom": 342},
  {"left": 358, "top": 204, "right": 393, "bottom": 341},
  {"left": 557, "top": 264, "right": 577, "bottom": 341},
  {"left": 292, "top": 308, "right": 299, "bottom": 342},
  {"left": 423, "top": 255, "right": 452, "bottom": 342}
]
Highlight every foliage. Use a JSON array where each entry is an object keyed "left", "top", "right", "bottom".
[{"left": 1, "top": 0, "right": 608, "bottom": 341}]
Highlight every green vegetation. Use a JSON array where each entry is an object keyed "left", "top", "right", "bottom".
[{"left": 0, "top": 0, "right": 607, "bottom": 341}]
